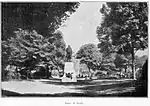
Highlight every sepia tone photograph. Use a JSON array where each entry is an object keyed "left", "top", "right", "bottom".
[{"left": 1, "top": 1, "right": 148, "bottom": 97}]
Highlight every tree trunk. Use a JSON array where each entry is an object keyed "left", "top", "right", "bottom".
[
  {"left": 131, "top": 33, "right": 136, "bottom": 80},
  {"left": 131, "top": 51, "right": 136, "bottom": 80},
  {"left": 87, "top": 66, "right": 92, "bottom": 79}
]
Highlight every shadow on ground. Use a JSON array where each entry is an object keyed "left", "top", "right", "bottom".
[{"left": 1, "top": 79, "right": 147, "bottom": 97}]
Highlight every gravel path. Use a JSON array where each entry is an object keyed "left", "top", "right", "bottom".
[
  {"left": 2, "top": 80, "right": 83, "bottom": 94},
  {"left": 1, "top": 79, "right": 136, "bottom": 96}
]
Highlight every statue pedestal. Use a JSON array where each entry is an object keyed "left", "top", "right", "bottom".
[
  {"left": 62, "top": 77, "right": 77, "bottom": 82},
  {"left": 61, "top": 62, "right": 77, "bottom": 82}
]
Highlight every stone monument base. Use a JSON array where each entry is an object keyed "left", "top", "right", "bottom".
[
  {"left": 61, "top": 62, "right": 77, "bottom": 82},
  {"left": 61, "top": 77, "right": 77, "bottom": 82}
]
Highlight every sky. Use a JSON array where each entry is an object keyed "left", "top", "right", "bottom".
[{"left": 59, "top": 2, "right": 104, "bottom": 53}]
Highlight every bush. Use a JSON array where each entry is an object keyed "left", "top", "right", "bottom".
[
  {"left": 135, "top": 68, "right": 142, "bottom": 80},
  {"left": 4, "top": 70, "right": 21, "bottom": 81}
]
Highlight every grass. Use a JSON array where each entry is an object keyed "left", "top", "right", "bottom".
[{"left": 1, "top": 79, "right": 147, "bottom": 97}]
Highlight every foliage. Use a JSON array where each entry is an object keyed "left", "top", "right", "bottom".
[
  {"left": 2, "top": 29, "right": 66, "bottom": 79},
  {"left": 2, "top": 65, "right": 21, "bottom": 81},
  {"left": 2, "top": 3, "right": 79, "bottom": 40},
  {"left": 114, "top": 54, "right": 128, "bottom": 69},
  {"left": 52, "top": 30, "right": 66, "bottom": 70},
  {"left": 97, "top": 29, "right": 117, "bottom": 72},
  {"left": 98, "top": 2, "right": 148, "bottom": 50},
  {"left": 134, "top": 55, "right": 148, "bottom": 80},
  {"left": 76, "top": 43, "right": 102, "bottom": 70},
  {"left": 2, "top": 3, "right": 79, "bottom": 80},
  {"left": 97, "top": 2, "right": 148, "bottom": 56},
  {"left": 135, "top": 55, "right": 148, "bottom": 69},
  {"left": 97, "top": 2, "right": 148, "bottom": 79}
]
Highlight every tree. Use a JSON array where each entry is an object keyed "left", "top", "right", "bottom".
[
  {"left": 2, "top": 29, "right": 45, "bottom": 79},
  {"left": 2, "top": 29, "right": 66, "bottom": 79},
  {"left": 2, "top": 3, "right": 79, "bottom": 40},
  {"left": 2, "top": 3, "right": 79, "bottom": 79},
  {"left": 66, "top": 45, "right": 73, "bottom": 62},
  {"left": 97, "top": 2, "right": 148, "bottom": 79},
  {"left": 97, "top": 38, "right": 116, "bottom": 70},
  {"left": 114, "top": 54, "right": 128, "bottom": 71},
  {"left": 76, "top": 44, "right": 102, "bottom": 71},
  {"left": 135, "top": 55, "right": 148, "bottom": 69},
  {"left": 52, "top": 30, "right": 66, "bottom": 70}
]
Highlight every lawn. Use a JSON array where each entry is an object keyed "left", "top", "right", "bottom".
[{"left": 1, "top": 79, "right": 147, "bottom": 97}]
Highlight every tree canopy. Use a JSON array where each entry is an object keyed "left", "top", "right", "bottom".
[
  {"left": 2, "top": 29, "right": 66, "bottom": 71},
  {"left": 2, "top": 3, "right": 79, "bottom": 40},
  {"left": 96, "top": 2, "right": 148, "bottom": 79},
  {"left": 2, "top": 3, "right": 79, "bottom": 80},
  {"left": 76, "top": 43, "right": 102, "bottom": 70},
  {"left": 97, "top": 2, "right": 148, "bottom": 53}
]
